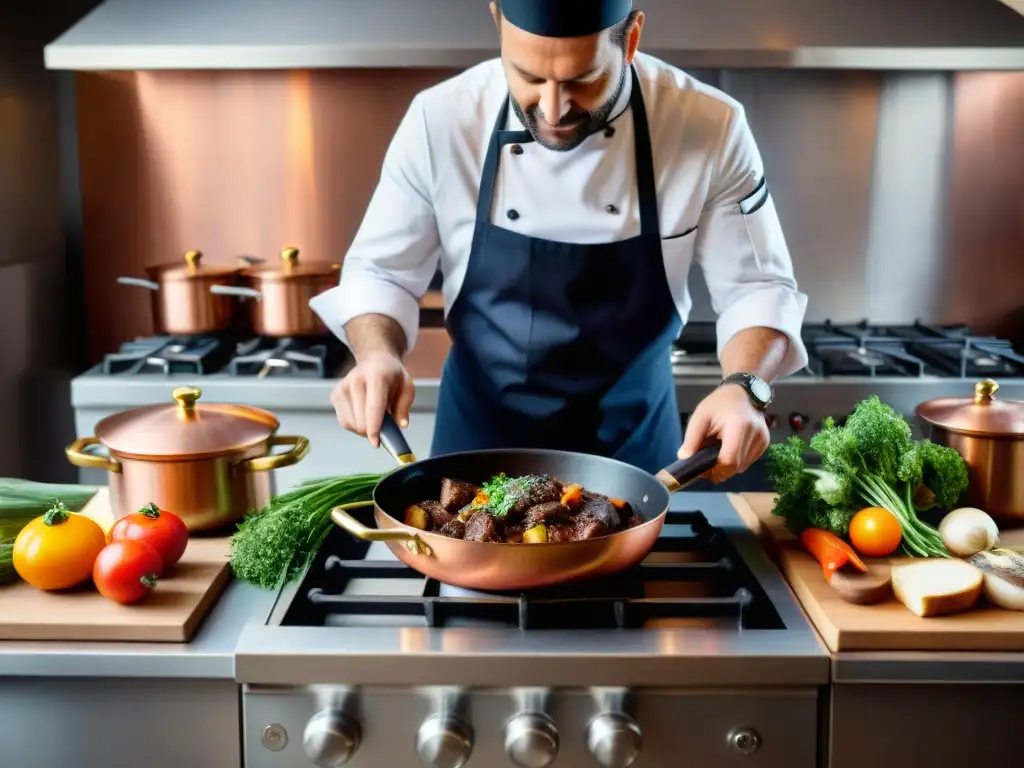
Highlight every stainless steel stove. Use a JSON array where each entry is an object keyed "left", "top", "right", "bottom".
[
  {"left": 98, "top": 334, "right": 347, "bottom": 379},
  {"left": 672, "top": 320, "right": 1024, "bottom": 438},
  {"left": 236, "top": 493, "right": 828, "bottom": 768}
]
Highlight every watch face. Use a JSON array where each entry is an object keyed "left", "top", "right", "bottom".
[{"left": 750, "top": 376, "right": 773, "bottom": 404}]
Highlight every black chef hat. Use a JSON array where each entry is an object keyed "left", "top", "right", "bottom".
[{"left": 500, "top": 0, "right": 633, "bottom": 38}]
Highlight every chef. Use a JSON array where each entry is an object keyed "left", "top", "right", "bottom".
[{"left": 311, "top": 0, "right": 809, "bottom": 482}]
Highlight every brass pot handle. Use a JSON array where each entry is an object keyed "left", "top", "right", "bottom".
[
  {"left": 243, "top": 435, "right": 310, "bottom": 473},
  {"left": 331, "top": 502, "right": 433, "bottom": 556},
  {"left": 65, "top": 437, "right": 121, "bottom": 474}
]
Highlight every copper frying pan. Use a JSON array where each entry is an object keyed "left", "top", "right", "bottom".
[{"left": 330, "top": 414, "right": 720, "bottom": 592}]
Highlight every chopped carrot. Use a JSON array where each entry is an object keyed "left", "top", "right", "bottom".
[
  {"left": 800, "top": 528, "right": 867, "bottom": 581},
  {"left": 472, "top": 491, "right": 490, "bottom": 506},
  {"left": 560, "top": 484, "right": 583, "bottom": 507},
  {"left": 610, "top": 498, "right": 628, "bottom": 509}
]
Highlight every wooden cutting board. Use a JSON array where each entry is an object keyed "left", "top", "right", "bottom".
[
  {"left": 0, "top": 489, "right": 232, "bottom": 643},
  {"left": 731, "top": 492, "right": 1024, "bottom": 652}
]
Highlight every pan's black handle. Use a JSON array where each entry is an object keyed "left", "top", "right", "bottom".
[
  {"left": 655, "top": 442, "right": 721, "bottom": 492},
  {"left": 379, "top": 412, "right": 418, "bottom": 466}
]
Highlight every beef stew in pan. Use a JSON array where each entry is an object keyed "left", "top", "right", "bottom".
[{"left": 403, "top": 473, "right": 642, "bottom": 544}]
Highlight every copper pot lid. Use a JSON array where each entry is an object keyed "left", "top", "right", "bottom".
[
  {"left": 916, "top": 379, "right": 1024, "bottom": 438},
  {"left": 241, "top": 247, "right": 341, "bottom": 281},
  {"left": 147, "top": 250, "right": 242, "bottom": 282},
  {"left": 94, "top": 386, "right": 280, "bottom": 460}
]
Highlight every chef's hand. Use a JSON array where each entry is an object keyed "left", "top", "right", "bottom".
[
  {"left": 677, "top": 383, "right": 770, "bottom": 484},
  {"left": 331, "top": 351, "right": 415, "bottom": 448}
]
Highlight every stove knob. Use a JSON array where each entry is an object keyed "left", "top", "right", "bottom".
[
  {"left": 504, "top": 712, "right": 559, "bottom": 768},
  {"left": 586, "top": 712, "right": 642, "bottom": 768},
  {"left": 416, "top": 713, "right": 474, "bottom": 768},
  {"left": 303, "top": 709, "right": 361, "bottom": 767},
  {"left": 728, "top": 726, "right": 763, "bottom": 755}
]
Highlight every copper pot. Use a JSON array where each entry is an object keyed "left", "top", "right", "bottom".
[
  {"left": 64, "top": 386, "right": 309, "bottom": 532},
  {"left": 211, "top": 247, "right": 340, "bottom": 337},
  {"left": 118, "top": 249, "right": 243, "bottom": 336},
  {"left": 916, "top": 378, "right": 1024, "bottom": 527}
]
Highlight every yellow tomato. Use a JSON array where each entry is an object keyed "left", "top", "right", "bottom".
[
  {"left": 13, "top": 504, "right": 107, "bottom": 590},
  {"left": 849, "top": 506, "right": 903, "bottom": 557}
]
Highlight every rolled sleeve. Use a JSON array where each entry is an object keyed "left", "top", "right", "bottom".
[
  {"left": 308, "top": 94, "right": 441, "bottom": 353},
  {"left": 695, "top": 107, "right": 809, "bottom": 377}
]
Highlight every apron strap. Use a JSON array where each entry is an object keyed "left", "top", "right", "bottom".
[
  {"left": 473, "top": 98, "right": 533, "bottom": 229},
  {"left": 627, "top": 66, "right": 660, "bottom": 238}
]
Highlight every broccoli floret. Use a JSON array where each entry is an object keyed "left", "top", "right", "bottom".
[
  {"left": 766, "top": 436, "right": 807, "bottom": 497},
  {"left": 842, "top": 395, "right": 912, "bottom": 485},
  {"left": 767, "top": 436, "right": 854, "bottom": 536},
  {"left": 917, "top": 440, "right": 969, "bottom": 510}
]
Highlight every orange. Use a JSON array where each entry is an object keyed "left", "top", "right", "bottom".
[{"left": 848, "top": 506, "right": 903, "bottom": 557}]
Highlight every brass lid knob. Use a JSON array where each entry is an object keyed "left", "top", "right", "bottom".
[
  {"left": 281, "top": 247, "right": 300, "bottom": 268},
  {"left": 974, "top": 378, "right": 1000, "bottom": 405},
  {"left": 184, "top": 249, "right": 203, "bottom": 273},
  {"left": 172, "top": 386, "right": 202, "bottom": 415}
]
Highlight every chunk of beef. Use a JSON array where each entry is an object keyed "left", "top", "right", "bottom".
[
  {"left": 464, "top": 509, "right": 505, "bottom": 543},
  {"left": 440, "top": 478, "right": 479, "bottom": 514},
  {"left": 507, "top": 475, "right": 563, "bottom": 517},
  {"left": 419, "top": 500, "right": 456, "bottom": 529},
  {"left": 524, "top": 501, "right": 570, "bottom": 528},
  {"left": 574, "top": 518, "right": 609, "bottom": 540},
  {"left": 547, "top": 524, "right": 576, "bottom": 543},
  {"left": 438, "top": 520, "right": 466, "bottom": 539},
  {"left": 578, "top": 491, "right": 621, "bottom": 531}
]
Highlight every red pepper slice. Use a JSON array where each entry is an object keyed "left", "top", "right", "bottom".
[{"left": 800, "top": 528, "right": 867, "bottom": 581}]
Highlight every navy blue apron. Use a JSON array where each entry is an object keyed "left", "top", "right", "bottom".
[{"left": 430, "top": 67, "right": 681, "bottom": 474}]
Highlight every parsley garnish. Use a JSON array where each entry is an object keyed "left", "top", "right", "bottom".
[{"left": 478, "top": 473, "right": 542, "bottom": 517}]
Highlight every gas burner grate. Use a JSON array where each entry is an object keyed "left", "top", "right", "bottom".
[
  {"left": 279, "top": 508, "right": 784, "bottom": 631},
  {"left": 101, "top": 335, "right": 231, "bottom": 375},
  {"left": 805, "top": 341, "right": 926, "bottom": 378},
  {"left": 803, "top": 319, "right": 1024, "bottom": 379},
  {"left": 228, "top": 336, "right": 347, "bottom": 378}
]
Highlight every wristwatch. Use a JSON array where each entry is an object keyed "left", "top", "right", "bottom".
[{"left": 721, "top": 372, "right": 773, "bottom": 411}]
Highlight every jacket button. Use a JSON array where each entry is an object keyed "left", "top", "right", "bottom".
[
  {"left": 510, "top": 144, "right": 524, "bottom": 155},
  {"left": 605, "top": 204, "right": 619, "bottom": 215},
  {"left": 507, "top": 209, "right": 520, "bottom": 220},
  {"left": 605, "top": 126, "right": 616, "bottom": 138}
]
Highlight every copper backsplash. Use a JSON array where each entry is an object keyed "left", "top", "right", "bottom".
[
  {"left": 77, "top": 68, "right": 455, "bottom": 360},
  {"left": 76, "top": 68, "right": 1024, "bottom": 362}
]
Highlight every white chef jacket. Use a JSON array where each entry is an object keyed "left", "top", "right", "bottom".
[{"left": 310, "top": 52, "right": 809, "bottom": 375}]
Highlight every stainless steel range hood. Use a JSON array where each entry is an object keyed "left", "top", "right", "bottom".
[{"left": 44, "top": 0, "right": 1024, "bottom": 71}]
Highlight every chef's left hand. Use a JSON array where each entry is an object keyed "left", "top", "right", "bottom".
[{"left": 677, "top": 383, "right": 770, "bottom": 484}]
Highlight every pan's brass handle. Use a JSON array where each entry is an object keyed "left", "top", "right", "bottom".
[
  {"left": 65, "top": 437, "right": 121, "bottom": 474},
  {"left": 243, "top": 435, "right": 310, "bottom": 472},
  {"left": 331, "top": 502, "right": 433, "bottom": 556}
]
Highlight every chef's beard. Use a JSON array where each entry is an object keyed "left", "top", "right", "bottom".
[{"left": 510, "top": 63, "right": 628, "bottom": 152}]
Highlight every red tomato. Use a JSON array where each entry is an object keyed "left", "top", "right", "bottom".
[
  {"left": 109, "top": 502, "right": 189, "bottom": 574},
  {"left": 93, "top": 540, "right": 162, "bottom": 605}
]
